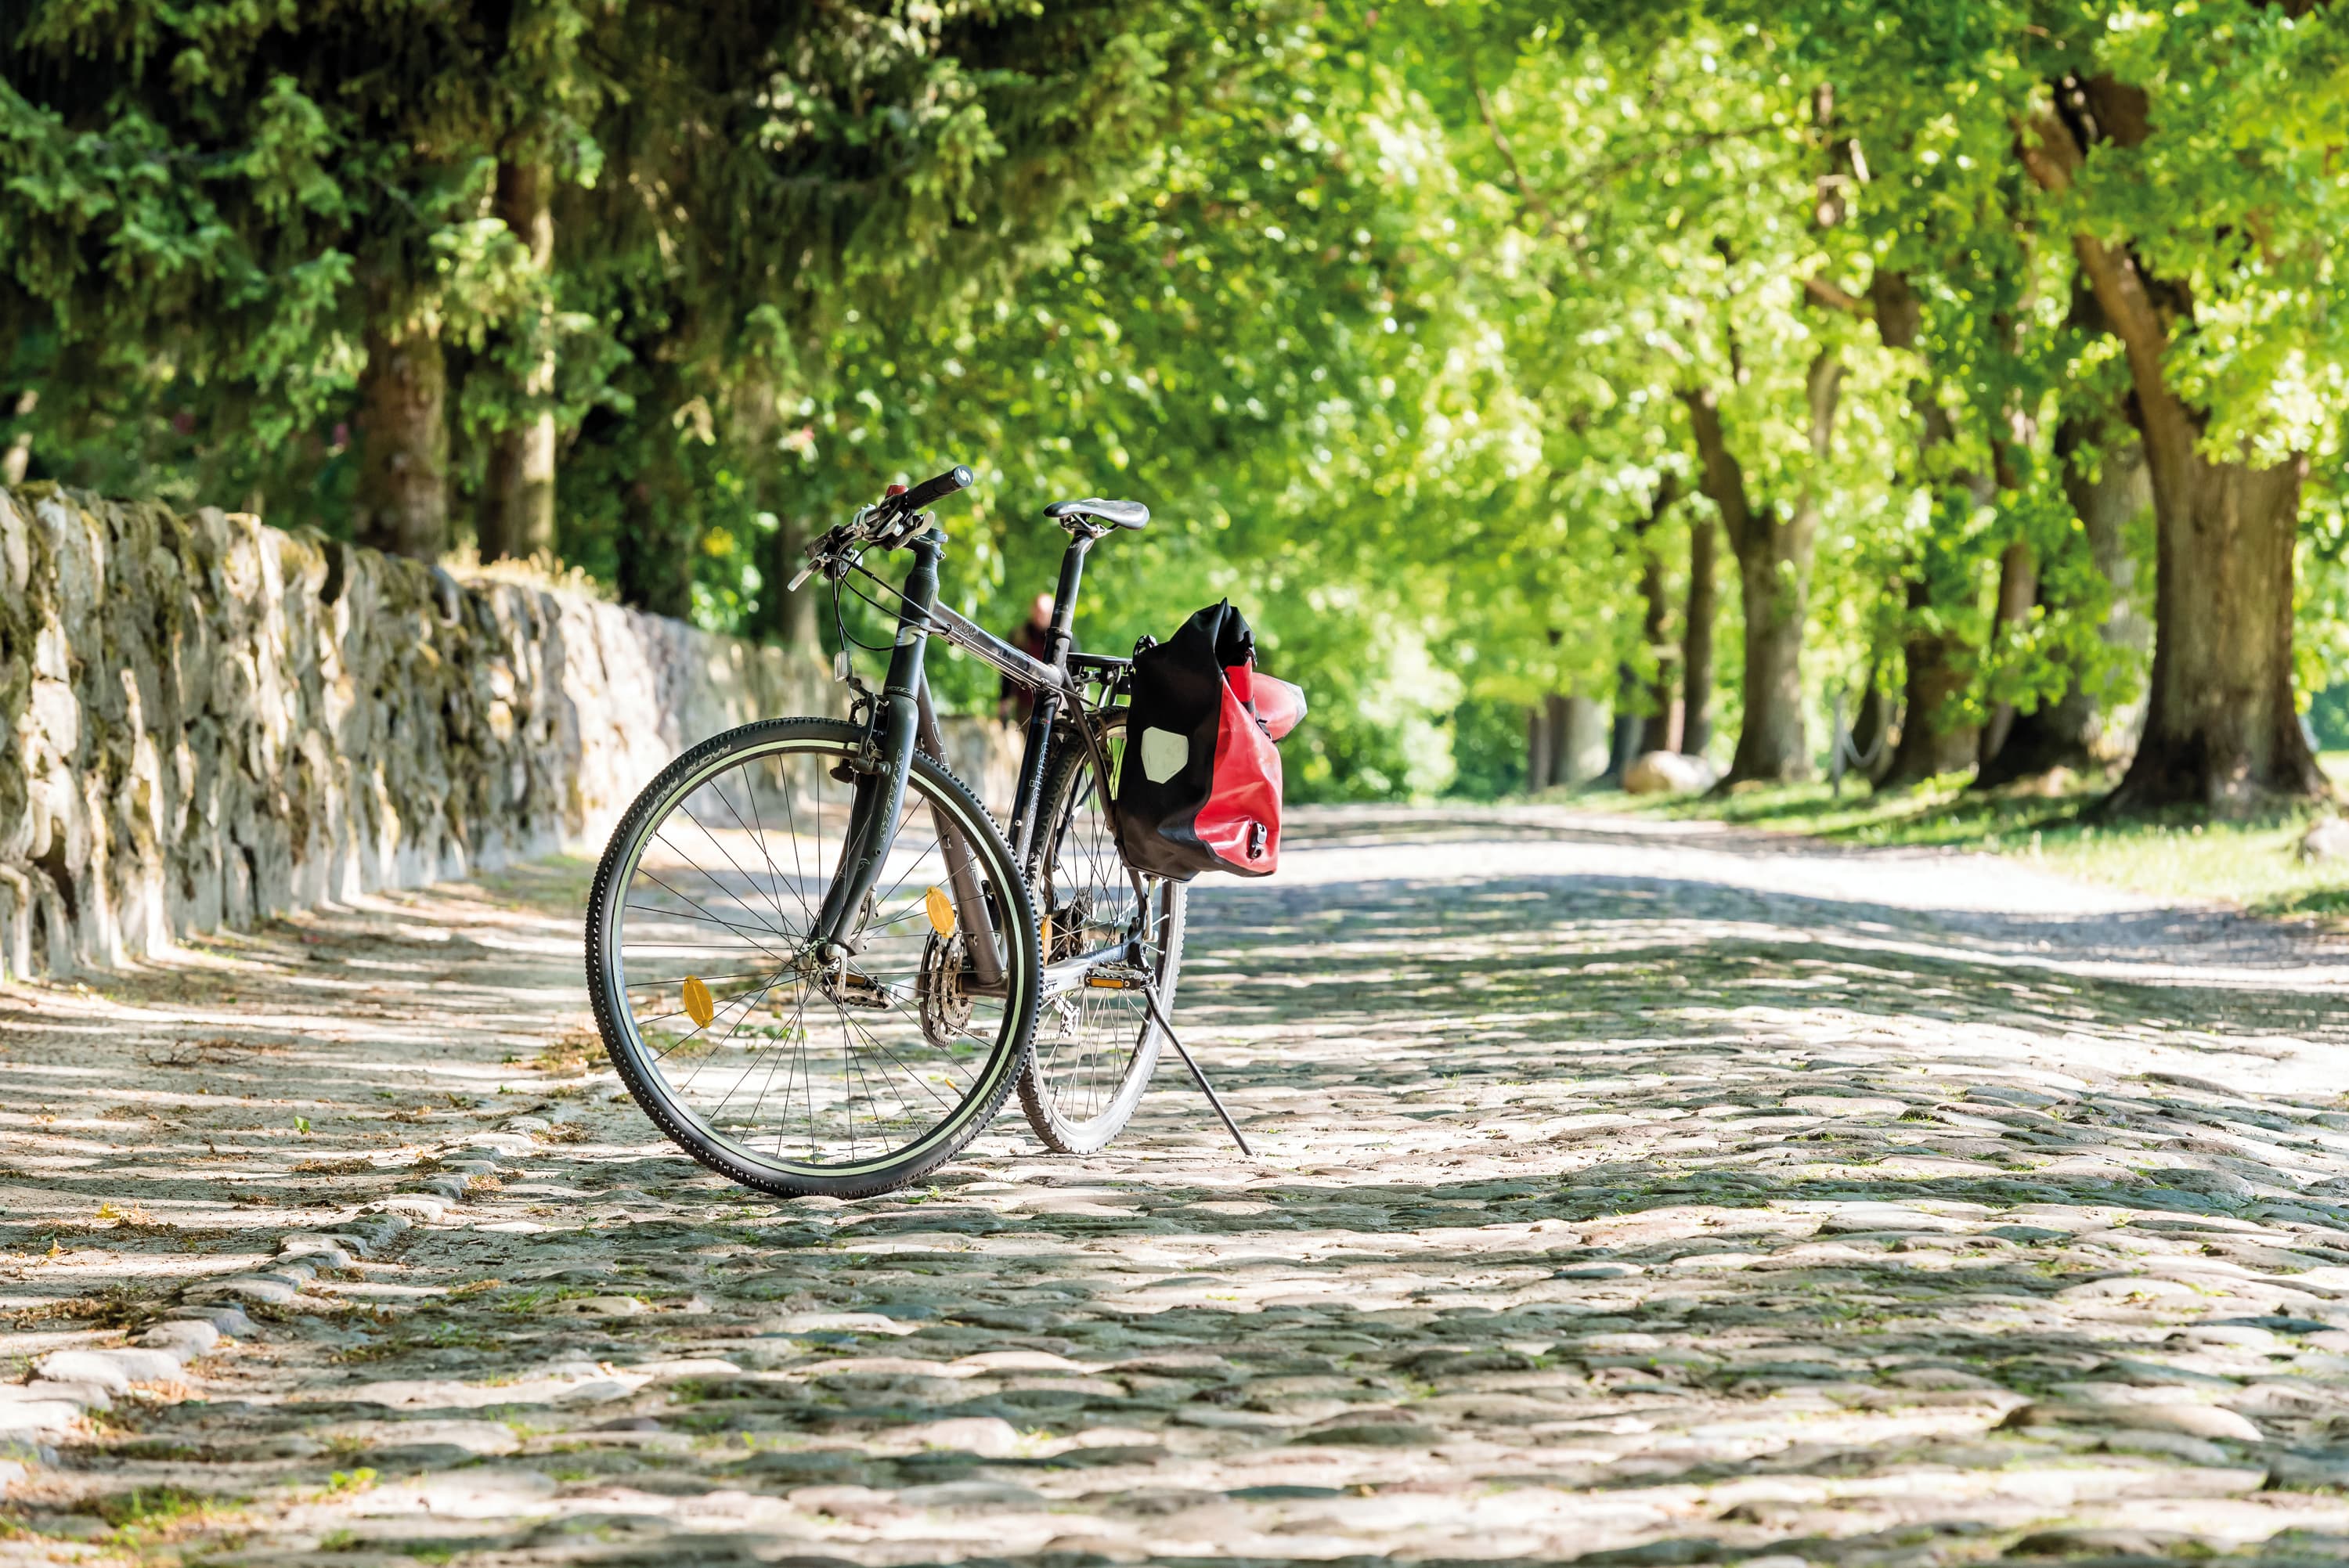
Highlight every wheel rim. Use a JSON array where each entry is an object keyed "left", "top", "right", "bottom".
[
  {"left": 1031, "top": 728, "right": 1176, "bottom": 1141},
  {"left": 601, "top": 735, "right": 1024, "bottom": 1178}
]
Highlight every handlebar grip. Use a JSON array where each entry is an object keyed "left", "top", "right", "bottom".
[{"left": 895, "top": 464, "right": 975, "bottom": 514}]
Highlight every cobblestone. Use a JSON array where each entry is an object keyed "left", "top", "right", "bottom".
[{"left": 6, "top": 806, "right": 2349, "bottom": 1564}]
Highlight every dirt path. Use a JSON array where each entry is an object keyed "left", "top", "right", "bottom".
[{"left": 9, "top": 805, "right": 2349, "bottom": 1566}]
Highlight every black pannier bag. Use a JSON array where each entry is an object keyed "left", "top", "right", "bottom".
[{"left": 1115, "top": 600, "right": 1306, "bottom": 880}]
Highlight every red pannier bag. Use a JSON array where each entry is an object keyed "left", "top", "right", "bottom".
[{"left": 1115, "top": 601, "right": 1305, "bottom": 880}]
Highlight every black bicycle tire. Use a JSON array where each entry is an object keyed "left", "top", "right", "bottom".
[
  {"left": 1016, "top": 712, "right": 1185, "bottom": 1155},
  {"left": 586, "top": 716, "right": 1038, "bottom": 1199}
]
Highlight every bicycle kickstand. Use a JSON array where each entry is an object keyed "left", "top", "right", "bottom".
[{"left": 1135, "top": 980, "right": 1255, "bottom": 1159}]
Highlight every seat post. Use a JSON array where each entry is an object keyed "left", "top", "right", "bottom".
[{"left": 1045, "top": 532, "right": 1095, "bottom": 672}]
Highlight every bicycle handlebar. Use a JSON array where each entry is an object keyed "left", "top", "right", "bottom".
[
  {"left": 893, "top": 464, "right": 974, "bottom": 516},
  {"left": 784, "top": 463, "right": 978, "bottom": 592}
]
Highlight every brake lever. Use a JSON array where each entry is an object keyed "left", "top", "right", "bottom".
[
  {"left": 785, "top": 517, "right": 860, "bottom": 592},
  {"left": 784, "top": 497, "right": 914, "bottom": 593},
  {"left": 877, "top": 510, "right": 930, "bottom": 550}
]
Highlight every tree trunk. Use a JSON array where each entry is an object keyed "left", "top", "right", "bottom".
[
  {"left": 1879, "top": 564, "right": 1984, "bottom": 786},
  {"left": 1728, "top": 529, "right": 1817, "bottom": 781},
  {"left": 1607, "top": 665, "right": 1644, "bottom": 781},
  {"left": 1683, "top": 513, "right": 1718, "bottom": 755},
  {"left": 481, "top": 161, "right": 557, "bottom": 563},
  {"left": 1879, "top": 576, "right": 1982, "bottom": 787},
  {"left": 1635, "top": 557, "right": 1675, "bottom": 754},
  {"left": 1536, "top": 694, "right": 1566, "bottom": 787},
  {"left": 1530, "top": 693, "right": 1611, "bottom": 789},
  {"left": 1849, "top": 657, "right": 1895, "bottom": 780},
  {"left": 1879, "top": 587, "right": 1982, "bottom": 788},
  {"left": 1557, "top": 694, "right": 1605, "bottom": 784},
  {"left": 2075, "top": 424, "right": 2152, "bottom": 748},
  {"left": 353, "top": 319, "right": 449, "bottom": 562},
  {"left": 1978, "top": 541, "right": 2039, "bottom": 763},
  {"left": 1682, "top": 353, "right": 1839, "bottom": 784},
  {"left": 2112, "top": 456, "right": 2316, "bottom": 809},
  {"left": 1871, "top": 271, "right": 1984, "bottom": 792},
  {"left": 1633, "top": 476, "right": 1680, "bottom": 755},
  {"left": 2022, "top": 102, "right": 2326, "bottom": 810},
  {"left": 615, "top": 473, "right": 693, "bottom": 618},
  {"left": 1975, "top": 420, "right": 2150, "bottom": 787},
  {"left": 753, "top": 514, "right": 818, "bottom": 648}
]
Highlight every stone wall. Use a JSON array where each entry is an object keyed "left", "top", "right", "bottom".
[{"left": 0, "top": 485, "right": 1019, "bottom": 981}]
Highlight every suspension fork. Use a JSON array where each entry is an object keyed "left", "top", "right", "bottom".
[{"left": 813, "top": 528, "right": 943, "bottom": 957}]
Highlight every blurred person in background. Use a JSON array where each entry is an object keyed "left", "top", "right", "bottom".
[{"left": 999, "top": 593, "right": 1055, "bottom": 723}]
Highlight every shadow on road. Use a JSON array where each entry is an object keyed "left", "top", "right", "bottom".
[{"left": 5, "top": 809, "right": 2349, "bottom": 1562}]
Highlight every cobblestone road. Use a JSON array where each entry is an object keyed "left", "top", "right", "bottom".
[{"left": 9, "top": 806, "right": 2349, "bottom": 1566}]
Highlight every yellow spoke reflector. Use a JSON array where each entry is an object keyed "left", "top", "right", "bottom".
[
  {"left": 925, "top": 885, "right": 956, "bottom": 938},
  {"left": 682, "top": 975, "right": 716, "bottom": 1029}
]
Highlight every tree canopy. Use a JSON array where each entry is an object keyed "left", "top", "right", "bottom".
[{"left": 6, "top": 0, "right": 2348, "bottom": 810}]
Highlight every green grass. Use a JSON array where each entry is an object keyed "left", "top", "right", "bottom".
[
  {"left": 91, "top": 1485, "right": 240, "bottom": 1537},
  {"left": 1574, "top": 760, "right": 2349, "bottom": 921}
]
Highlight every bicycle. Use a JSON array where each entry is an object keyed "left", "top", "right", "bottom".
[{"left": 584, "top": 465, "right": 1211, "bottom": 1197}]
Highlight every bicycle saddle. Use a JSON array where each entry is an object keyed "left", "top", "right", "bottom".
[{"left": 1044, "top": 497, "right": 1149, "bottom": 529}]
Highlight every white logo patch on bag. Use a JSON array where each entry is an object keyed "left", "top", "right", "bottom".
[{"left": 1141, "top": 727, "right": 1189, "bottom": 783}]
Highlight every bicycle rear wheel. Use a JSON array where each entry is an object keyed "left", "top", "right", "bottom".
[
  {"left": 586, "top": 717, "right": 1037, "bottom": 1198},
  {"left": 1018, "top": 712, "right": 1185, "bottom": 1155}
]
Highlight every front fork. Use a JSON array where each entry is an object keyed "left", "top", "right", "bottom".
[
  {"left": 813, "top": 529, "right": 940, "bottom": 958},
  {"left": 810, "top": 527, "right": 1009, "bottom": 992}
]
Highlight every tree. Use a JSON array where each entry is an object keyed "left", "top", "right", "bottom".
[
  {"left": 1631, "top": 477, "right": 1683, "bottom": 754},
  {"left": 548, "top": 0, "right": 1200, "bottom": 613},
  {"left": 1866, "top": 270, "right": 1994, "bottom": 791},
  {"left": 0, "top": 0, "right": 590, "bottom": 558},
  {"left": 1802, "top": 0, "right": 2349, "bottom": 811},
  {"left": 1683, "top": 352, "right": 1843, "bottom": 781},
  {"left": 478, "top": 160, "right": 561, "bottom": 562},
  {"left": 1973, "top": 367, "right": 2151, "bottom": 787},
  {"left": 1682, "top": 513, "right": 1719, "bottom": 755},
  {"left": 2017, "top": 70, "right": 2330, "bottom": 808},
  {"left": 1384, "top": 9, "right": 1888, "bottom": 785}
]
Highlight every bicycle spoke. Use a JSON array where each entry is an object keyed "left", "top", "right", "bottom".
[
  {"left": 632, "top": 864, "right": 792, "bottom": 959},
  {"left": 651, "top": 974, "right": 775, "bottom": 1064},
  {"left": 685, "top": 799, "right": 816, "bottom": 935},
  {"left": 865, "top": 830, "right": 945, "bottom": 917},
  {"left": 766, "top": 987, "right": 812, "bottom": 1159},
  {"left": 624, "top": 966, "right": 775, "bottom": 994},
  {"left": 737, "top": 986, "right": 804, "bottom": 1143},
  {"left": 695, "top": 970, "right": 794, "bottom": 1109},
  {"left": 709, "top": 770, "right": 810, "bottom": 934},
  {"left": 1021, "top": 717, "right": 1173, "bottom": 1149}
]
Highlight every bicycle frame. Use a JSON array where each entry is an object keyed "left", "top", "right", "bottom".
[{"left": 813, "top": 521, "right": 1127, "bottom": 992}]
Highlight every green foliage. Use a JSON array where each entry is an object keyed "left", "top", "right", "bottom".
[
  {"left": 7, "top": 0, "right": 2349, "bottom": 801},
  {"left": 1445, "top": 697, "right": 1528, "bottom": 799}
]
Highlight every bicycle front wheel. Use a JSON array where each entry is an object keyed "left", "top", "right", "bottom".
[
  {"left": 1018, "top": 711, "right": 1186, "bottom": 1155},
  {"left": 586, "top": 718, "right": 1038, "bottom": 1198}
]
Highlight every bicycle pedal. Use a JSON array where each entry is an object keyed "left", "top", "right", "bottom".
[{"left": 1083, "top": 964, "right": 1150, "bottom": 992}]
